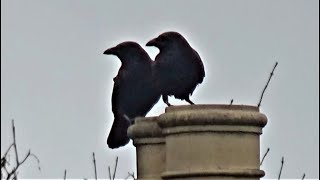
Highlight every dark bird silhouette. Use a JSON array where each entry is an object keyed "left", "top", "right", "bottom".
[
  {"left": 103, "top": 41, "right": 161, "bottom": 149},
  {"left": 146, "top": 31, "right": 205, "bottom": 106}
]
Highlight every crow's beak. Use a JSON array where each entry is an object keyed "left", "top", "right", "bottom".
[
  {"left": 146, "top": 38, "right": 158, "bottom": 47},
  {"left": 103, "top": 47, "right": 118, "bottom": 55}
]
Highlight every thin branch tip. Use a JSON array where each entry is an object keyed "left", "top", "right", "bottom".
[
  {"left": 260, "top": 148, "right": 270, "bottom": 166},
  {"left": 92, "top": 152, "right": 97, "bottom": 180},
  {"left": 258, "top": 62, "right": 279, "bottom": 108},
  {"left": 278, "top": 156, "right": 285, "bottom": 180}
]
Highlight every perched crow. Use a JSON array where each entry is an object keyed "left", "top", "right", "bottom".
[
  {"left": 103, "top": 41, "right": 161, "bottom": 149},
  {"left": 146, "top": 31, "right": 205, "bottom": 106}
]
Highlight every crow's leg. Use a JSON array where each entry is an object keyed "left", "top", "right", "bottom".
[
  {"left": 185, "top": 97, "right": 195, "bottom": 105},
  {"left": 162, "top": 95, "right": 172, "bottom": 106}
]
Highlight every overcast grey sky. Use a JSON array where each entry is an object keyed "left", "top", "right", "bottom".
[{"left": 1, "top": 0, "right": 319, "bottom": 179}]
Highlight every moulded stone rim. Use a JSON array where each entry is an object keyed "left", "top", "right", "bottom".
[
  {"left": 165, "top": 104, "right": 260, "bottom": 113},
  {"left": 132, "top": 138, "right": 165, "bottom": 145},
  {"left": 158, "top": 108, "right": 268, "bottom": 128},
  {"left": 161, "top": 169, "right": 265, "bottom": 179},
  {"left": 128, "top": 116, "right": 163, "bottom": 139},
  {"left": 161, "top": 125, "right": 263, "bottom": 135}
]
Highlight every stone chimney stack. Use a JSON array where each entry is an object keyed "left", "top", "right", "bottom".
[{"left": 128, "top": 105, "right": 268, "bottom": 180}]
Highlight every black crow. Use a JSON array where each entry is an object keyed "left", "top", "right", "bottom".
[
  {"left": 103, "top": 41, "right": 160, "bottom": 149},
  {"left": 146, "top": 31, "right": 205, "bottom": 106}
]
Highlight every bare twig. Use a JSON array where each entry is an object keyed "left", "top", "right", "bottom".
[
  {"left": 4, "top": 120, "right": 40, "bottom": 179},
  {"left": 7, "top": 151, "right": 32, "bottom": 179},
  {"left": 302, "top": 173, "right": 306, "bottom": 180},
  {"left": 2, "top": 157, "right": 9, "bottom": 169},
  {"left": 92, "top": 152, "right": 97, "bottom": 180},
  {"left": 64, "top": 169, "right": 67, "bottom": 180},
  {"left": 108, "top": 166, "right": 112, "bottom": 180},
  {"left": 125, "top": 172, "right": 136, "bottom": 180},
  {"left": 2, "top": 164, "right": 10, "bottom": 179},
  {"left": 258, "top": 62, "right": 278, "bottom": 108},
  {"left": 260, "top": 148, "right": 270, "bottom": 166},
  {"left": 278, "top": 157, "right": 284, "bottom": 180},
  {"left": 112, "top": 156, "right": 118, "bottom": 180},
  {"left": 12, "top": 120, "right": 19, "bottom": 165},
  {"left": 30, "top": 153, "right": 41, "bottom": 171},
  {"left": 17, "top": 151, "right": 31, "bottom": 167},
  {"left": 11, "top": 171, "right": 18, "bottom": 180},
  {"left": 1, "top": 146, "right": 13, "bottom": 176},
  {"left": 1, "top": 144, "right": 14, "bottom": 166}
]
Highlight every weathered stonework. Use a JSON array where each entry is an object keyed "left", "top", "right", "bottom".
[
  {"left": 128, "top": 117, "right": 165, "bottom": 180},
  {"left": 128, "top": 104, "right": 268, "bottom": 180}
]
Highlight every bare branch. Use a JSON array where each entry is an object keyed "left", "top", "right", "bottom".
[
  {"left": 302, "top": 173, "right": 306, "bottom": 180},
  {"left": 7, "top": 151, "right": 32, "bottom": 179},
  {"left": 30, "top": 153, "right": 41, "bottom": 171},
  {"left": 260, "top": 148, "right": 270, "bottom": 166},
  {"left": 1, "top": 144, "right": 14, "bottom": 166},
  {"left": 1, "top": 157, "right": 8, "bottom": 169},
  {"left": 12, "top": 120, "right": 19, "bottom": 165},
  {"left": 125, "top": 172, "right": 136, "bottom": 180},
  {"left": 92, "top": 152, "right": 97, "bottom": 180},
  {"left": 11, "top": 171, "right": 18, "bottom": 180},
  {"left": 2, "top": 120, "right": 40, "bottom": 180},
  {"left": 19, "top": 151, "right": 31, "bottom": 167},
  {"left": 108, "top": 166, "right": 112, "bottom": 180},
  {"left": 64, "top": 169, "right": 67, "bottom": 180},
  {"left": 278, "top": 157, "right": 284, "bottom": 180},
  {"left": 258, "top": 62, "right": 278, "bottom": 108},
  {"left": 3, "top": 163, "right": 10, "bottom": 174},
  {"left": 112, "top": 156, "right": 118, "bottom": 180}
]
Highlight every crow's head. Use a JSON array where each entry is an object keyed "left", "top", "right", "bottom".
[
  {"left": 104, "top": 41, "right": 142, "bottom": 56},
  {"left": 146, "top": 31, "right": 188, "bottom": 50},
  {"left": 104, "top": 41, "right": 150, "bottom": 64}
]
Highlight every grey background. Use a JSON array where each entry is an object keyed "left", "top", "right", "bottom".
[{"left": 1, "top": 0, "right": 319, "bottom": 179}]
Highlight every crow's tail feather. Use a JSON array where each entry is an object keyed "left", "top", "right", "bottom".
[{"left": 107, "top": 115, "right": 131, "bottom": 149}]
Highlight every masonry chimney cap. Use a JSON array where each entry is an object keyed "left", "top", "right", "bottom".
[
  {"left": 158, "top": 104, "right": 267, "bottom": 128},
  {"left": 128, "top": 116, "right": 163, "bottom": 139},
  {"left": 165, "top": 104, "right": 259, "bottom": 112}
]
